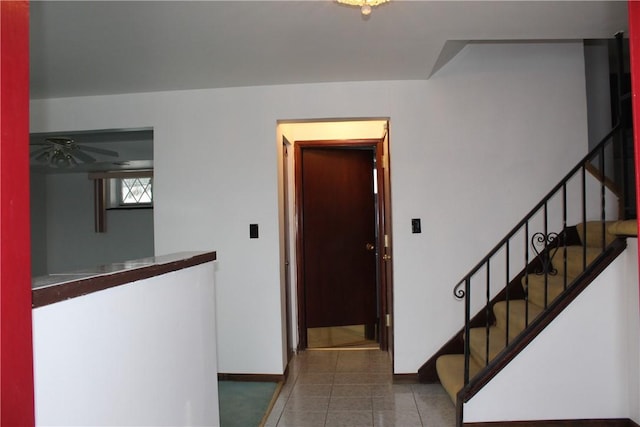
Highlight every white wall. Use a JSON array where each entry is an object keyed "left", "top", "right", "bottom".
[
  {"left": 30, "top": 42, "right": 589, "bottom": 375},
  {"left": 31, "top": 172, "right": 154, "bottom": 275},
  {"left": 464, "top": 239, "right": 640, "bottom": 423},
  {"left": 32, "top": 261, "right": 218, "bottom": 427}
]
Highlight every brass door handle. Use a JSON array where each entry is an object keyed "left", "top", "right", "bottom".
[{"left": 365, "top": 243, "right": 375, "bottom": 251}]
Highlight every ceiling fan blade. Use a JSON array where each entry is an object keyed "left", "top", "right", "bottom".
[
  {"left": 30, "top": 146, "right": 51, "bottom": 159},
  {"left": 76, "top": 144, "right": 119, "bottom": 157},
  {"left": 72, "top": 149, "right": 97, "bottom": 163}
]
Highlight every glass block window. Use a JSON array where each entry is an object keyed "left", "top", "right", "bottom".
[{"left": 120, "top": 177, "right": 152, "bottom": 205}]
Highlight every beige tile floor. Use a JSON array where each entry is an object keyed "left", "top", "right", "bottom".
[
  {"left": 264, "top": 349, "right": 455, "bottom": 427},
  {"left": 307, "top": 325, "right": 378, "bottom": 349}
]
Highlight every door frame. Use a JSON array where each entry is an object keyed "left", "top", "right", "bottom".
[
  {"left": 282, "top": 139, "right": 294, "bottom": 362},
  {"left": 294, "top": 138, "right": 393, "bottom": 351}
]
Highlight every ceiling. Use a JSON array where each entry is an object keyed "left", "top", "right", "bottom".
[
  {"left": 30, "top": 0, "right": 629, "bottom": 100},
  {"left": 28, "top": 1, "right": 629, "bottom": 173}
]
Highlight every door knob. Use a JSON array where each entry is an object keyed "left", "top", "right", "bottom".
[{"left": 365, "top": 243, "right": 375, "bottom": 251}]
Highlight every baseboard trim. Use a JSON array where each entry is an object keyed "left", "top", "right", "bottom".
[
  {"left": 392, "top": 373, "right": 418, "bottom": 383},
  {"left": 218, "top": 373, "right": 284, "bottom": 382},
  {"left": 464, "top": 419, "right": 639, "bottom": 427}
]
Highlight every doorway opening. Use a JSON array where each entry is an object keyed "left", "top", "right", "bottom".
[
  {"left": 29, "top": 128, "right": 154, "bottom": 277},
  {"left": 278, "top": 119, "right": 393, "bottom": 356},
  {"left": 307, "top": 325, "right": 378, "bottom": 349},
  {"left": 299, "top": 145, "right": 378, "bottom": 350}
]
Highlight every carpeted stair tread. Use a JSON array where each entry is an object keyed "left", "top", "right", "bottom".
[
  {"left": 608, "top": 219, "right": 638, "bottom": 237},
  {"left": 434, "top": 223, "right": 619, "bottom": 407},
  {"left": 551, "top": 245, "right": 601, "bottom": 278},
  {"left": 468, "top": 326, "right": 510, "bottom": 364},
  {"left": 435, "top": 354, "right": 483, "bottom": 404},
  {"left": 523, "top": 273, "right": 576, "bottom": 308},
  {"left": 493, "top": 300, "right": 544, "bottom": 338},
  {"left": 576, "top": 221, "right": 617, "bottom": 248}
]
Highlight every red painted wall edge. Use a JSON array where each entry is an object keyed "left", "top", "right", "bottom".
[
  {"left": 629, "top": 1, "right": 640, "bottom": 307},
  {"left": 0, "top": 1, "right": 35, "bottom": 425}
]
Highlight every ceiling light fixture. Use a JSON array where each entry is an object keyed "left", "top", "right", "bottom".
[{"left": 336, "top": 0, "right": 389, "bottom": 16}]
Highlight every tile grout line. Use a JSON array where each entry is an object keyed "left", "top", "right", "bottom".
[
  {"left": 269, "top": 349, "right": 454, "bottom": 426},
  {"left": 412, "top": 384, "right": 426, "bottom": 427}
]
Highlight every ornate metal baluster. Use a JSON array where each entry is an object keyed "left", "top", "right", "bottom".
[{"left": 531, "top": 232, "right": 559, "bottom": 275}]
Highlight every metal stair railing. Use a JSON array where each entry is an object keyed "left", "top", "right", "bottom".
[
  {"left": 442, "top": 33, "right": 635, "bottom": 427},
  {"left": 452, "top": 120, "right": 633, "bottom": 389}
]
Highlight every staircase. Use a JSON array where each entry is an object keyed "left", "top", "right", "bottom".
[
  {"left": 435, "top": 220, "right": 631, "bottom": 404},
  {"left": 416, "top": 119, "right": 636, "bottom": 425},
  {"left": 418, "top": 34, "right": 637, "bottom": 425}
]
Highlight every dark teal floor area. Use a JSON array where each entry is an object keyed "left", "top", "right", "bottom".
[{"left": 218, "top": 381, "right": 278, "bottom": 427}]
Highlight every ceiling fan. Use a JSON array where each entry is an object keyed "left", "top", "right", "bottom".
[{"left": 30, "top": 137, "right": 119, "bottom": 168}]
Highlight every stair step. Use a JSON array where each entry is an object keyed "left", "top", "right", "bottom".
[
  {"left": 551, "top": 245, "right": 601, "bottom": 277},
  {"left": 493, "top": 300, "right": 544, "bottom": 338},
  {"left": 435, "top": 354, "right": 483, "bottom": 404},
  {"left": 432, "top": 224, "right": 618, "bottom": 407},
  {"left": 576, "top": 221, "right": 616, "bottom": 248},
  {"left": 468, "top": 326, "right": 512, "bottom": 365},
  {"left": 523, "top": 273, "right": 576, "bottom": 308}
]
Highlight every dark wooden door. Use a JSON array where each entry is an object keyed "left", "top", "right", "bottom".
[{"left": 300, "top": 147, "right": 377, "bottom": 329}]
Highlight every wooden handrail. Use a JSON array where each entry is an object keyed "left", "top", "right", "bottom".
[
  {"left": 583, "top": 160, "right": 623, "bottom": 198},
  {"left": 32, "top": 251, "right": 216, "bottom": 308}
]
